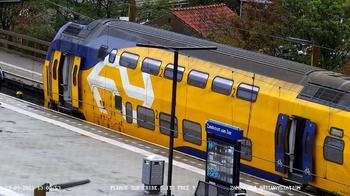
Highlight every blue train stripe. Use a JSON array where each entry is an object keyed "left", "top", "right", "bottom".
[{"left": 175, "top": 146, "right": 282, "bottom": 183}]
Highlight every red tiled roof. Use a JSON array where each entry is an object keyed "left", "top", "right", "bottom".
[{"left": 172, "top": 4, "right": 237, "bottom": 37}]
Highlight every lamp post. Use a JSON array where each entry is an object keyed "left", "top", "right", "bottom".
[{"left": 136, "top": 43, "right": 217, "bottom": 196}]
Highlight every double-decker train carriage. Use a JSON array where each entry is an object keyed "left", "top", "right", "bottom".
[{"left": 42, "top": 19, "right": 349, "bottom": 195}]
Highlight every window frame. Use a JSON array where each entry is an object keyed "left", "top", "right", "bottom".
[
  {"left": 323, "top": 136, "right": 345, "bottom": 165},
  {"left": 211, "top": 76, "right": 234, "bottom": 95},
  {"left": 159, "top": 112, "right": 178, "bottom": 137},
  {"left": 141, "top": 57, "right": 162, "bottom": 76},
  {"left": 164, "top": 64, "right": 185, "bottom": 82},
  {"left": 187, "top": 70, "right": 209, "bottom": 89},
  {"left": 182, "top": 119, "right": 202, "bottom": 145},
  {"left": 119, "top": 51, "right": 139, "bottom": 69},
  {"left": 137, "top": 105, "right": 155, "bottom": 131},
  {"left": 236, "top": 83, "right": 260, "bottom": 102}
]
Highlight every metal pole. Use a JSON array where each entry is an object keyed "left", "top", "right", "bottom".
[
  {"left": 167, "top": 50, "right": 179, "bottom": 196},
  {"left": 129, "top": 0, "right": 136, "bottom": 22},
  {"left": 135, "top": 43, "right": 216, "bottom": 196}
]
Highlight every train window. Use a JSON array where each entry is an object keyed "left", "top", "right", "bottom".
[
  {"left": 277, "top": 124, "right": 282, "bottom": 146},
  {"left": 324, "top": 136, "right": 344, "bottom": 164},
  {"left": 237, "top": 83, "right": 260, "bottom": 102},
  {"left": 187, "top": 70, "right": 209, "bottom": 89},
  {"left": 212, "top": 76, "right": 234, "bottom": 95},
  {"left": 183, "top": 120, "right": 202, "bottom": 145},
  {"left": 241, "top": 138, "right": 252, "bottom": 161},
  {"left": 164, "top": 64, "right": 185, "bottom": 82},
  {"left": 137, "top": 106, "right": 155, "bottom": 130},
  {"left": 119, "top": 52, "right": 139, "bottom": 69},
  {"left": 52, "top": 60, "right": 58, "bottom": 80},
  {"left": 126, "top": 102, "right": 133, "bottom": 124},
  {"left": 141, "top": 58, "right": 162, "bottom": 76},
  {"left": 159, "top": 113, "right": 178, "bottom": 137},
  {"left": 72, "top": 65, "right": 78, "bottom": 86},
  {"left": 114, "top": 95, "right": 122, "bottom": 111},
  {"left": 109, "top": 49, "right": 117, "bottom": 64}
]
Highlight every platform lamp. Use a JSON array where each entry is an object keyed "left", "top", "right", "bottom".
[{"left": 136, "top": 43, "right": 217, "bottom": 196}]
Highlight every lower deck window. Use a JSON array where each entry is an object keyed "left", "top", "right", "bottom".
[
  {"left": 241, "top": 138, "right": 252, "bottom": 161},
  {"left": 324, "top": 136, "right": 344, "bottom": 164},
  {"left": 183, "top": 120, "right": 202, "bottom": 145},
  {"left": 159, "top": 113, "right": 178, "bottom": 137},
  {"left": 137, "top": 106, "right": 155, "bottom": 130}
]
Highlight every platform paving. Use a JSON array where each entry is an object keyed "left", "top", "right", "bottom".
[{"left": 0, "top": 100, "right": 205, "bottom": 196}]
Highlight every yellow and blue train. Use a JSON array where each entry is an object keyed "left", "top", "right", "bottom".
[{"left": 42, "top": 19, "right": 349, "bottom": 194}]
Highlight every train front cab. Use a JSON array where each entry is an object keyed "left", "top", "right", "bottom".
[
  {"left": 43, "top": 50, "right": 81, "bottom": 114},
  {"left": 274, "top": 113, "right": 316, "bottom": 186}
]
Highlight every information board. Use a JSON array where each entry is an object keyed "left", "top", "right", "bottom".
[{"left": 206, "top": 138, "right": 235, "bottom": 184}]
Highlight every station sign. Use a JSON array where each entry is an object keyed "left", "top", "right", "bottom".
[{"left": 206, "top": 120, "right": 243, "bottom": 141}]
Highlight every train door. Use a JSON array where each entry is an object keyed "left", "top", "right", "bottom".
[
  {"left": 50, "top": 50, "right": 62, "bottom": 103},
  {"left": 71, "top": 56, "right": 81, "bottom": 108},
  {"left": 60, "top": 54, "right": 73, "bottom": 107},
  {"left": 274, "top": 113, "right": 316, "bottom": 184}
]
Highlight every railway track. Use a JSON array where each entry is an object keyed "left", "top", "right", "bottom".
[{"left": 0, "top": 61, "right": 43, "bottom": 90}]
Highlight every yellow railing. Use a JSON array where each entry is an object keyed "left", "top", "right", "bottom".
[{"left": 0, "top": 29, "right": 50, "bottom": 62}]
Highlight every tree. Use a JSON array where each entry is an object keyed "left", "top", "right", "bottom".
[
  {"left": 231, "top": 0, "right": 350, "bottom": 71},
  {"left": 0, "top": 2, "right": 23, "bottom": 30}
]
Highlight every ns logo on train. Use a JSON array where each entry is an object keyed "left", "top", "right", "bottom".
[{"left": 87, "top": 49, "right": 154, "bottom": 120}]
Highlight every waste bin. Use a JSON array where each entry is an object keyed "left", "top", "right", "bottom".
[{"left": 142, "top": 155, "right": 165, "bottom": 194}]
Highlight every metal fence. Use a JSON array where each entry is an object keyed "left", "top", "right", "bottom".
[{"left": 0, "top": 29, "right": 50, "bottom": 62}]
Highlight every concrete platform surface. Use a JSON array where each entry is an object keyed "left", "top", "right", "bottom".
[{"left": 0, "top": 100, "right": 204, "bottom": 196}]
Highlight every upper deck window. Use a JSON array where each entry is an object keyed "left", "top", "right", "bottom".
[
  {"left": 237, "top": 83, "right": 260, "bottom": 102},
  {"left": 164, "top": 64, "right": 185, "bottom": 82},
  {"left": 141, "top": 58, "right": 162, "bottom": 76},
  {"left": 187, "top": 70, "right": 209, "bottom": 89},
  {"left": 119, "top": 52, "right": 139, "bottom": 69},
  {"left": 212, "top": 76, "right": 234, "bottom": 95}
]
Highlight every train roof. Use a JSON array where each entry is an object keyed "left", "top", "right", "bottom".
[{"left": 54, "top": 19, "right": 350, "bottom": 111}]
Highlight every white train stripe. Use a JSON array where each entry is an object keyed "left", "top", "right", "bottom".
[{"left": 0, "top": 102, "right": 278, "bottom": 196}]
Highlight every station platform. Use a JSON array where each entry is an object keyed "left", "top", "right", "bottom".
[{"left": 0, "top": 92, "right": 309, "bottom": 196}]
